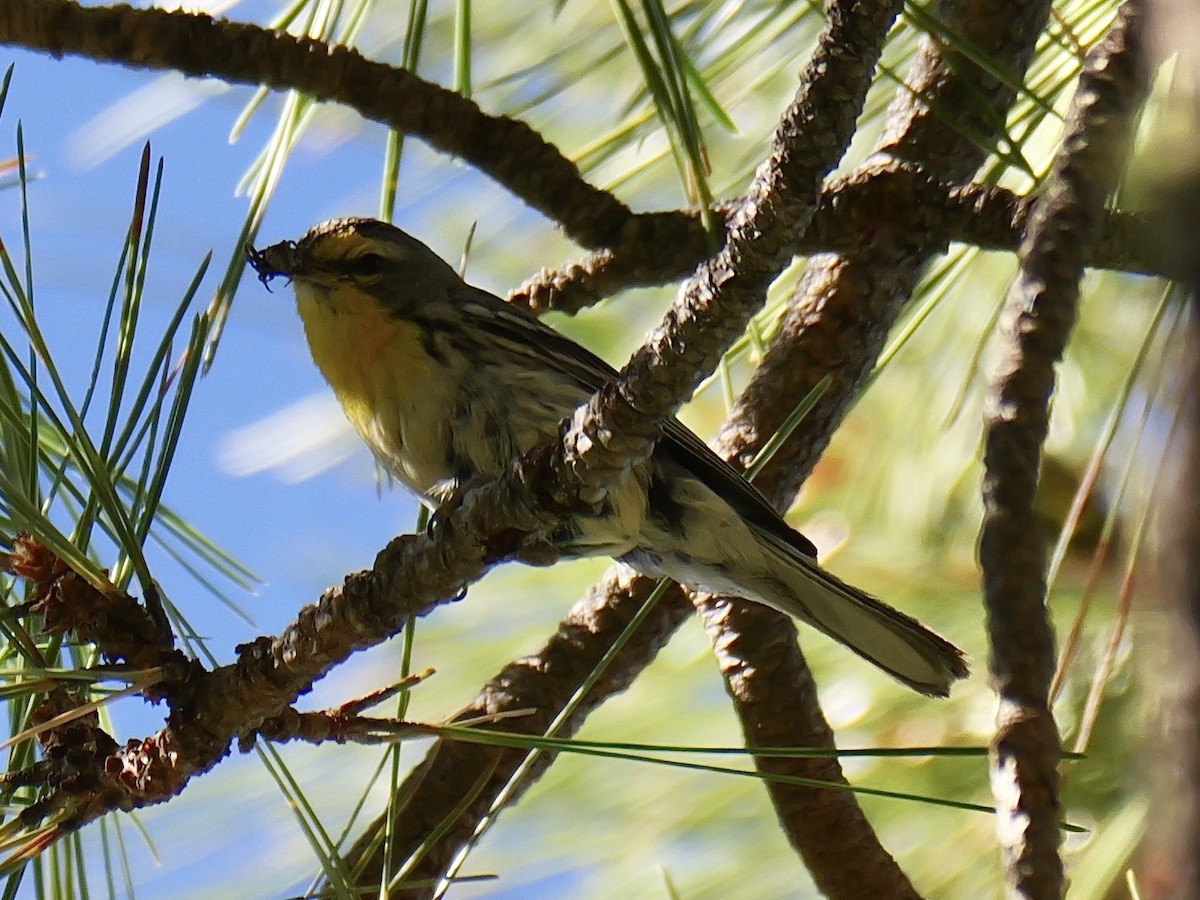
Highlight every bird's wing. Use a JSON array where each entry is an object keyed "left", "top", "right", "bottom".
[{"left": 468, "top": 288, "right": 819, "bottom": 560}]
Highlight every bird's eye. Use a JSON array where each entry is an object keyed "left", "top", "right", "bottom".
[{"left": 353, "top": 253, "right": 387, "bottom": 277}]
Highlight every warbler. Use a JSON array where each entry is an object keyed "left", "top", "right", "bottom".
[{"left": 246, "top": 218, "right": 967, "bottom": 696}]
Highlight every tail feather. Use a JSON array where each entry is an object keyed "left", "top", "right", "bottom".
[{"left": 751, "top": 529, "right": 968, "bottom": 697}]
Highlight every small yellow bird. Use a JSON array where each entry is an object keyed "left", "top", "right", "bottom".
[{"left": 247, "top": 218, "right": 967, "bottom": 695}]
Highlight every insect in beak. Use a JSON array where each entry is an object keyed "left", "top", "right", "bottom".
[{"left": 245, "top": 240, "right": 299, "bottom": 291}]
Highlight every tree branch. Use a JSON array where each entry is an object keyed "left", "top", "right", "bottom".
[
  {"left": 980, "top": 3, "right": 1146, "bottom": 895},
  {"left": 510, "top": 176, "right": 1170, "bottom": 317},
  {"left": 558, "top": 0, "right": 906, "bottom": 506},
  {"left": 696, "top": 0, "right": 1056, "bottom": 890},
  {"left": 340, "top": 567, "right": 694, "bottom": 893},
  {"left": 695, "top": 243, "right": 928, "bottom": 897},
  {"left": 3, "top": 413, "right": 687, "bottom": 833},
  {"left": 720, "top": 0, "right": 1055, "bottom": 525},
  {"left": 0, "top": 2, "right": 1171, "bottom": 322},
  {"left": 0, "top": 0, "right": 702, "bottom": 250}
]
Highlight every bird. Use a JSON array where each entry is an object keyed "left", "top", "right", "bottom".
[{"left": 246, "top": 217, "right": 967, "bottom": 696}]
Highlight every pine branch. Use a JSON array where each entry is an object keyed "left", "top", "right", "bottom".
[
  {"left": 728, "top": 0, "right": 1055, "bottom": 527},
  {"left": 0, "top": 2, "right": 1171, "bottom": 321},
  {"left": 511, "top": 181, "right": 1171, "bottom": 316},
  {"left": 701, "top": 0, "right": 1057, "bottom": 889},
  {"left": 557, "top": 0, "right": 905, "bottom": 507},
  {"left": 980, "top": 3, "right": 1147, "bottom": 895},
  {"left": 340, "top": 567, "right": 692, "bottom": 893},
  {"left": 0, "top": 0, "right": 686, "bottom": 250}
]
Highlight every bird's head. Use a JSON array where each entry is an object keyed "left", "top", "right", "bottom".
[{"left": 246, "top": 218, "right": 461, "bottom": 312}]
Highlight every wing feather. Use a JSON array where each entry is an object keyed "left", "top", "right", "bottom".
[{"left": 458, "top": 287, "right": 819, "bottom": 560}]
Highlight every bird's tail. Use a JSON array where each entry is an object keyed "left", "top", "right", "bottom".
[{"left": 747, "top": 528, "right": 968, "bottom": 696}]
